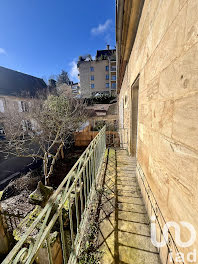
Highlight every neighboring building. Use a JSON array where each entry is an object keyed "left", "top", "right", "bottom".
[
  {"left": 71, "top": 82, "right": 80, "bottom": 97},
  {"left": 77, "top": 45, "right": 116, "bottom": 98},
  {"left": 74, "top": 103, "right": 119, "bottom": 147},
  {"left": 86, "top": 103, "right": 118, "bottom": 126},
  {"left": 117, "top": 0, "right": 198, "bottom": 262},
  {"left": 57, "top": 82, "right": 80, "bottom": 97},
  {"left": 0, "top": 66, "right": 47, "bottom": 136}
]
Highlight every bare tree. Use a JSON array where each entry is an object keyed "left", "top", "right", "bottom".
[{"left": 2, "top": 95, "right": 86, "bottom": 185}]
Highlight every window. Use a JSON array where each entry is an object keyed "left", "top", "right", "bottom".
[
  {"left": 21, "top": 120, "right": 32, "bottom": 131},
  {"left": 106, "top": 83, "right": 109, "bottom": 88},
  {"left": 0, "top": 123, "right": 5, "bottom": 135},
  {"left": 111, "top": 75, "right": 116, "bottom": 80},
  {"left": 18, "top": 101, "right": 29, "bottom": 112},
  {"left": 106, "top": 75, "right": 109, "bottom": 80},
  {"left": 91, "top": 75, "right": 94, "bottom": 80},
  {"left": 0, "top": 99, "right": 5, "bottom": 113},
  {"left": 90, "top": 67, "right": 94, "bottom": 72},
  {"left": 91, "top": 84, "right": 95, "bottom": 89},
  {"left": 111, "top": 83, "right": 116, "bottom": 89},
  {"left": 105, "top": 66, "right": 109, "bottom": 71}
]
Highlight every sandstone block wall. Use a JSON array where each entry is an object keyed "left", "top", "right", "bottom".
[{"left": 119, "top": 0, "right": 198, "bottom": 262}]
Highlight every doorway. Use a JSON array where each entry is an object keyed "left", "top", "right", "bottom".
[{"left": 130, "top": 77, "right": 139, "bottom": 157}]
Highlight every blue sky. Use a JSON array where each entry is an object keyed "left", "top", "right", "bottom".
[{"left": 0, "top": 0, "right": 115, "bottom": 83}]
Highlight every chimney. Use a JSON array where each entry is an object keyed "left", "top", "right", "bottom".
[{"left": 107, "top": 44, "right": 110, "bottom": 50}]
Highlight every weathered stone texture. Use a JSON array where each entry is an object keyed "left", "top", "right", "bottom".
[
  {"left": 184, "top": 0, "right": 198, "bottom": 51},
  {"left": 98, "top": 149, "right": 161, "bottom": 264},
  {"left": 119, "top": 0, "right": 198, "bottom": 262},
  {"left": 172, "top": 94, "right": 198, "bottom": 151}
]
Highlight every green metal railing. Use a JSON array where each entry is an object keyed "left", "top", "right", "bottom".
[{"left": 2, "top": 126, "right": 106, "bottom": 264}]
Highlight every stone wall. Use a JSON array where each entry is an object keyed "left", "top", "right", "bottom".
[
  {"left": 0, "top": 208, "right": 9, "bottom": 256},
  {"left": 0, "top": 95, "right": 33, "bottom": 135},
  {"left": 119, "top": 0, "right": 198, "bottom": 262}
]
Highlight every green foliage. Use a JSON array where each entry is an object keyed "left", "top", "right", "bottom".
[
  {"left": 85, "top": 95, "right": 116, "bottom": 105},
  {"left": 92, "top": 121, "right": 105, "bottom": 131},
  {"left": 57, "top": 70, "right": 71, "bottom": 85},
  {"left": 78, "top": 253, "right": 101, "bottom": 264},
  {"left": 78, "top": 56, "right": 83, "bottom": 61},
  {"left": 78, "top": 218, "right": 101, "bottom": 264}
]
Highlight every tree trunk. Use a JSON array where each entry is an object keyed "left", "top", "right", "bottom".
[
  {"left": 61, "top": 145, "right": 64, "bottom": 159},
  {"left": 46, "top": 143, "right": 63, "bottom": 185},
  {"left": 44, "top": 152, "right": 48, "bottom": 185}
]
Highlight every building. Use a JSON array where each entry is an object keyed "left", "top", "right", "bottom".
[
  {"left": 57, "top": 82, "right": 80, "bottom": 97},
  {"left": 71, "top": 82, "right": 80, "bottom": 97},
  {"left": 77, "top": 45, "right": 116, "bottom": 98},
  {"left": 117, "top": 0, "right": 198, "bottom": 262},
  {"left": 0, "top": 66, "right": 47, "bottom": 136}
]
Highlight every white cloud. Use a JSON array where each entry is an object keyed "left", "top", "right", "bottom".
[
  {"left": 91, "top": 19, "right": 112, "bottom": 35},
  {"left": 0, "top": 48, "right": 6, "bottom": 55},
  {"left": 69, "top": 59, "right": 79, "bottom": 83}
]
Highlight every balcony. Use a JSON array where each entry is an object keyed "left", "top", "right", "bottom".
[
  {"left": 111, "top": 66, "right": 116, "bottom": 72},
  {"left": 2, "top": 127, "right": 171, "bottom": 264}
]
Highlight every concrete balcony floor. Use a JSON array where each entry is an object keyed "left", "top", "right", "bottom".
[{"left": 97, "top": 148, "right": 161, "bottom": 264}]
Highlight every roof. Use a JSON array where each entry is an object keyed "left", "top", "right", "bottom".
[
  {"left": 86, "top": 103, "right": 118, "bottom": 117},
  {"left": 96, "top": 49, "right": 116, "bottom": 60},
  {"left": 0, "top": 66, "right": 47, "bottom": 97},
  {"left": 86, "top": 104, "right": 111, "bottom": 112}
]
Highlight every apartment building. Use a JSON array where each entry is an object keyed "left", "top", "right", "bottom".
[
  {"left": 0, "top": 66, "right": 47, "bottom": 137},
  {"left": 77, "top": 45, "right": 116, "bottom": 98}
]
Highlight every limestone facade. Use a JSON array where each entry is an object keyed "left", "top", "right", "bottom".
[
  {"left": 0, "top": 96, "right": 33, "bottom": 136},
  {"left": 118, "top": 0, "right": 198, "bottom": 262}
]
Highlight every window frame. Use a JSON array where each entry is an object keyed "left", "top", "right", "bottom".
[
  {"left": 111, "top": 83, "right": 116, "bottom": 89},
  {"left": 0, "top": 98, "right": 5, "bottom": 113}
]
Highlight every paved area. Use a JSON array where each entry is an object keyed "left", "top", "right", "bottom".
[{"left": 98, "top": 148, "right": 161, "bottom": 264}]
